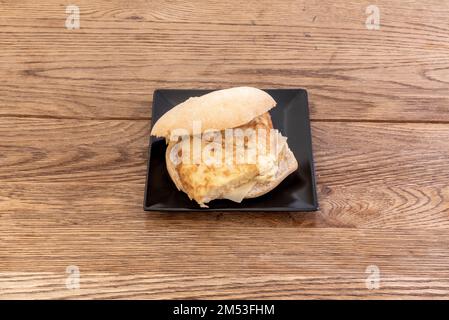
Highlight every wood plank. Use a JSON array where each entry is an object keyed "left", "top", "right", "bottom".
[
  {"left": 1, "top": 0, "right": 449, "bottom": 120},
  {"left": 1, "top": 228, "right": 449, "bottom": 298},
  {"left": 2, "top": 0, "right": 449, "bottom": 300},
  {"left": 2, "top": 181, "right": 449, "bottom": 230},
  {"left": 1, "top": 118, "right": 449, "bottom": 184},
  {"left": 1, "top": 119, "right": 449, "bottom": 238},
  {"left": 2, "top": 273, "right": 449, "bottom": 299}
]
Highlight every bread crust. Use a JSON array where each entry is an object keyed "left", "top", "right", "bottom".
[{"left": 151, "top": 87, "right": 276, "bottom": 138}]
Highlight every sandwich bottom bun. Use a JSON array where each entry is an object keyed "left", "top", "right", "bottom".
[
  {"left": 246, "top": 146, "right": 298, "bottom": 198},
  {"left": 165, "top": 141, "right": 298, "bottom": 207}
]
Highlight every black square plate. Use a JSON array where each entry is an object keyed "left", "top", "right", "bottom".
[{"left": 144, "top": 89, "right": 318, "bottom": 212}]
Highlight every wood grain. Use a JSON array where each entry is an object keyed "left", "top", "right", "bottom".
[
  {"left": 1, "top": 0, "right": 449, "bottom": 120},
  {"left": 1, "top": 0, "right": 449, "bottom": 299},
  {"left": 1, "top": 119, "right": 449, "bottom": 229},
  {"left": 1, "top": 229, "right": 449, "bottom": 299},
  {"left": 1, "top": 119, "right": 449, "bottom": 299}
]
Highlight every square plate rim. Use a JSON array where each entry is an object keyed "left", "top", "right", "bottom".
[{"left": 143, "top": 88, "right": 319, "bottom": 212}]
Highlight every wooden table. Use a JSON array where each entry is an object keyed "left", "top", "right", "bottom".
[{"left": 1, "top": 0, "right": 449, "bottom": 299}]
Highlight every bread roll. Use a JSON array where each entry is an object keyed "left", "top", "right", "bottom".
[
  {"left": 151, "top": 87, "right": 299, "bottom": 207},
  {"left": 151, "top": 87, "right": 276, "bottom": 138}
]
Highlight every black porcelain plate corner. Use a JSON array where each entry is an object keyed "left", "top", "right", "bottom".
[{"left": 144, "top": 89, "right": 318, "bottom": 212}]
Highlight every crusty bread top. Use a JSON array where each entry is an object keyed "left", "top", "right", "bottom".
[{"left": 151, "top": 87, "right": 276, "bottom": 137}]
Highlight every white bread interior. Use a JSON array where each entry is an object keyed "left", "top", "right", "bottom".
[{"left": 151, "top": 87, "right": 276, "bottom": 138}]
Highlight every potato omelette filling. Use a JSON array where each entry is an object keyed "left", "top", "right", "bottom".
[{"left": 168, "top": 112, "right": 288, "bottom": 204}]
